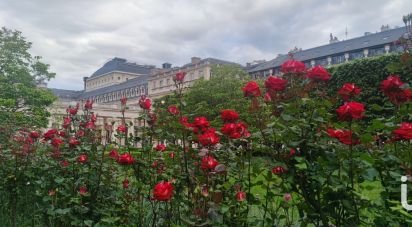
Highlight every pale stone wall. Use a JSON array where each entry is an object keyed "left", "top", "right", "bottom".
[{"left": 85, "top": 72, "right": 139, "bottom": 92}]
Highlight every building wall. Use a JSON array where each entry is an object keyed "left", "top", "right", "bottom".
[
  {"left": 148, "top": 62, "right": 212, "bottom": 100},
  {"left": 85, "top": 71, "right": 140, "bottom": 92}
]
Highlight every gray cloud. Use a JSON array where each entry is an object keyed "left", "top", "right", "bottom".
[{"left": 0, "top": 0, "right": 411, "bottom": 90}]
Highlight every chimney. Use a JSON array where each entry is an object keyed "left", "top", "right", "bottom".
[
  {"left": 162, "top": 63, "right": 172, "bottom": 69},
  {"left": 83, "top": 77, "right": 88, "bottom": 90},
  {"left": 191, "top": 57, "right": 201, "bottom": 64}
]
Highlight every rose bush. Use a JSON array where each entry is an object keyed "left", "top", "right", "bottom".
[{"left": 0, "top": 57, "right": 411, "bottom": 226}]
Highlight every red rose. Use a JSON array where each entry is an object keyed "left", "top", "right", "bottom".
[
  {"left": 381, "top": 75, "right": 404, "bottom": 94},
  {"left": 139, "top": 96, "right": 152, "bottom": 110},
  {"left": 327, "top": 128, "right": 360, "bottom": 145},
  {"left": 148, "top": 112, "right": 157, "bottom": 126},
  {"left": 289, "top": 148, "right": 296, "bottom": 157},
  {"left": 51, "top": 137, "right": 64, "bottom": 148},
  {"left": 67, "top": 107, "right": 78, "bottom": 115},
  {"left": 118, "top": 153, "right": 135, "bottom": 165},
  {"left": 109, "top": 149, "right": 119, "bottom": 160},
  {"left": 169, "top": 152, "right": 175, "bottom": 159},
  {"left": 167, "top": 105, "right": 180, "bottom": 115},
  {"left": 388, "top": 88, "right": 412, "bottom": 105},
  {"left": 306, "top": 66, "right": 331, "bottom": 82},
  {"left": 90, "top": 113, "right": 97, "bottom": 122},
  {"left": 393, "top": 122, "right": 412, "bottom": 140},
  {"left": 120, "top": 96, "right": 127, "bottom": 105},
  {"left": 338, "top": 83, "right": 361, "bottom": 101},
  {"left": 69, "top": 137, "right": 80, "bottom": 147},
  {"left": 84, "top": 99, "right": 93, "bottom": 110},
  {"left": 281, "top": 59, "right": 306, "bottom": 74},
  {"left": 220, "top": 109, "right": 239, "bottom": 122},
  {"left": 235, "top": 191, "right": 247, "bottom": 202},
  {"left": 29, "top": 131, "right": 40, "bottom": 139},
  {"left": 62, "top": 117, "right": 71, "bottom": 129},
  {"left": 153, "top": 181, "right": 174, "bottom": 201},
  {"left": 122, "top": 179, "right": 129, "bottom": 189},
  {"left": 117, "top": 125, "right": 127, "bottom": 133},
  {"left": 284, "top": 193, "right": 292, "bottom": 202},
  {"left": 336, "top": 101, "right": 365, "bottom": 121},
  {"left": 272, "top": 166, "right": 286, "bottom": 175},
  {"left": 201, "top": 155, "right": 219, "bottom": 170},
  {"left": 179, "top": 116, "right": 192, "bottom": 129},
  {"left": 60, "top": 160, "right": 70, "bottom": 168},
  {"left": 198, "top": 128, "right": 220, "bottom": 146},
  {"left": 78, "top": 186, "right": 88, "bottom": 195},
  {"left": 77, "top": 154, "right": 88, "bottom": 163},
  {"left": 265, "top": 76, "right": 288, "bottom": 92},
  {"left": 242, "top": 81, "right": 261, "bottom": 97},
  {"left": 76, "top": 130, "right": 85, "bottom": 138},
  {"left": 85, "top": 121, "right": 96, "bottom": 129},
  {"left": 155, "top": 144, "right": 166, "bottom": 152},
  {"left": 221, "top": 122, "right": 250, "bottom": 139},
  {"left": 44, "top": 129, "right": 58, "bottom": 140},
  {"left": 173, "top": 72, "right": 186, "bottom": 83},
  {"left": 58, "top": 130, "right": 66, "bottom": 137},
  {"left": 193, "top": 116, "right": 210, "bottom": 130}
]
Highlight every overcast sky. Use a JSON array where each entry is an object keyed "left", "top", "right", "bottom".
[{"left": 0, "top": 0, "right": 411, "bottom": 90}]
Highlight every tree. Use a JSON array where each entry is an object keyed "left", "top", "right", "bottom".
[
  {"left": 155, "top": 64, "right": 251, "bottom": 127},
  {"left": 0, "top": 27, "right": 56, "bottom": 139}
]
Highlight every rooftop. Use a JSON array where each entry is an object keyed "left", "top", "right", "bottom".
[{"left": 89, "top": 57, "right": 155, "bottom": 79}]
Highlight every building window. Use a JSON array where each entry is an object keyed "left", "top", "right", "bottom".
[
  {"left": 118, "top": 77, "right": 121, "bottom": 80},
  {"left": 126, "top": 78, "right": 129, "bottom": 81},
  {"left": 332, "top": 55, "right": 345, "bottom": 64},
  {"left": 167, "top": 79, "right": 170, "bottom": 85},
  {"left": 349, "top": 51, "right": 363, "bottom": 60},
  {"left": 160, "top": 80, "right": 163, "bottom": 87},
  {"left": 369, "top": 47, "right": 385, "bottom": 57}
]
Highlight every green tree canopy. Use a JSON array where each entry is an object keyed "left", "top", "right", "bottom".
[
  {"left": 0, "top": 27, "right": 56, "bottom": 139},
  {"left": 154, "top": 65, "right": 251, "bottom": 127}
]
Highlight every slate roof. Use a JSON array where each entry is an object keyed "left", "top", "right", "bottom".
[
  {"left": 89, "top": 57, "right": 155, "bottom": 78},
  {"left": 80, "top": 74, "right": 149, "bottom": 98},
  {"left": 182, "top": 57, "right": 240, "bottom": 68},
  {"left": 249, "top": 26, "right": 407, "bottom": 73},
  {"left": 50, "top": 88, "right": 82, "bottom": 100}
]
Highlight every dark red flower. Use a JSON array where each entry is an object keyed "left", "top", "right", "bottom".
[
  {"left": 85, "top": 121, "right": 96, "bottom": 129},
  {"left": 380, "top": 75, "right": 411, "bottom": 105},
  {"left": 167, "top": 105, "right": 180, "bottom": 115},
  {"left": 67, "top": 107, "right": 78, "bottom": 115},
  {"left": 201, "top": 155, "right": 219, "bottom": 170},
  {"left": 221, "top": 122, "right": 250, "bottom": 139},
  {"left": 306, "top": 66, "right": 331, "bottom": 82},
  {"left": 60, "top": 160, "right": 70, "bottom": 168},
  {"left": 78, "top": 186, "right": 88, "bottom": 195},
  {"left": 62, "top": 117, "right": 71, "bottom": 129},
  {"left": 69, "top": 137, "right": 80, "bottom": 147},
  {"left": 235, "top": 191, "right": 247, "bottom": 202},
  {"left": 221, "top": 109, "right": 239, "bottom": 122},
  {"left": 153, "top": 181, "right": 174, "bottom": 201},
  {"left": 90, "top": 113, "right": 97, "bottom": 122},
  {"left": 77, "top": 154, "right": 88, "bottom": 163},
  {"left": 169, "top": 152, "right": 175, "bottom": 159},
  {"left": 289, "top": 148, "right": 296, "bottom": 157},
  {"left": 58, "top": 130, "right": 66, "bottom": 137},
  {"left": 117, "top": 125, "right": 127, "bottom": 134},
  {"left": 118, "top": 153, "right": 135, "bottom": 165},
  {"left": 265, "top": 76, "right": 288, "bottom": 92},
  {"left": 139, "top": 96, "right": 152, "bottom": 110},
  {"left": 29, "top": 131, "right": 40, "bottom": 139},
  {"left": 284, "top": 193, "right": 292, "bottom": 202},
  {"left": 281, "top": 59, "right": 306, "bottom": 74},
  {"left": 76, "top": 130, "right": 85, "bottom": 138},
  {"left": 84, "top": 99, "right": 93, "bottom": 110},
  {"left": 338, "top": 83, "right": 361, "bottom": 101},
  {"left": 242, "top": 81, "right": 261, "bottom": 97},
  {"left": 122, "top": 179, "right": 129, "bottom": 189},
  {"left": 193, "top": 116, "right": 210, "bottom": 130},
  {"left": 198, "top": 128, "right": 220, "bottom": 146},
  {"left": 51, "top": 138, "right": 64, "bottom": 148},
  {"left": 120, "top": 96, "right": 127, "bottom": 105},
  {"left": 327, "top": 128, "right": 360, "bottom": 145},
  {"left": 173, "top": 72, "right": 186, "bottom": 83},
  {"left": 336, "top": 101, "right": 365, "bottom": 121},
  {"left": 155, "top": 144, "right": 166, "bottom": 152},
  {"left": 264, "top": 92, "right": 272, "bottom": 102},
  {"left": 44, "top": 129, "right": 58, "bottom": 140},
  {"left": 393, "top": 122, "right": 412, "bottom": 140},
  {"left": 148, "top": 112, "right": 157, "bottom": 126},
  {"left": 109, "top": 149, "right": 119, "bottom": 160},
  {"left": 272, "top": 166, "right": 286, "bottom": 175}
]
